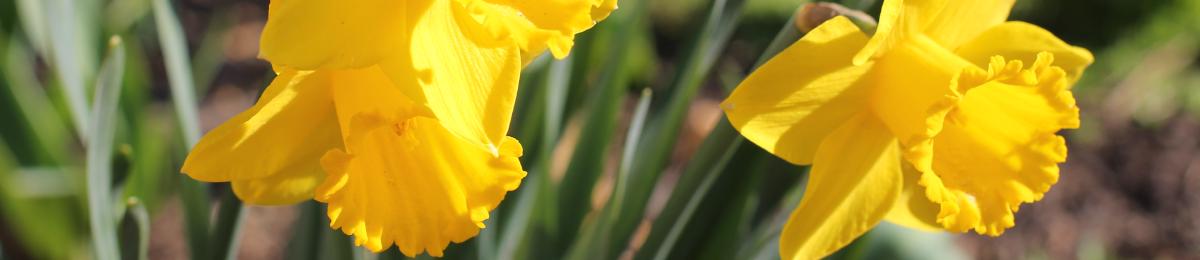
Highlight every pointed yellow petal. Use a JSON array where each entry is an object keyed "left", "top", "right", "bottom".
[
  {"left": 855, "top": 0, "right": 1013, "bottom": 63},
  {"left": 922, "top": 54, "right": 1079, "bottom": 236},
  {"left": 259, "top": 0, "right": 411, "bottom": 69},
  {"left": 382, "top": 0, "right": 522, "bottom": 151},
  {"left": 955, "top": 22, "right": 1095, "bottom": 83},
  {"left": 922, "top": 0, "right": 1014, "bottom": 49},
  {"left": 779, "top": 114, "right": 904, "bottom": 260},
  {"left": 315, "top": 113, "right": 525, "bottom": 257},
  {"left": 182, "top": 69, "right": 341, "bottom": 186},
  {"left": 884, "top": 163, "right": 943, "bottom": 232},
  {"left": 854, "top": 0, "right": 944, "bottom": 64},
  {"left": 722, "top": 16, "right": 872, "bottom": 165}
]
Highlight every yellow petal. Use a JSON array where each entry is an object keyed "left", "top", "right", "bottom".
[
  {"left": 455, "top": 0, "right": 617, "bottom": 59},
  {"left": 259, "top": 0, "right": 409, "bottom": 69},
  {"left": 884, "top": 163, "right": 943, "bottom": 232},
  {"left": 854, "top": 0, "right": 1014, "bottom": 63},
  {"left": 869, "top": 34, "right": 975, "bottom": 173},
  {"left": 231, "top": 165, "right": 325, "bottom": 205},
  {"left": 922, "top": 54, "right": 1079, "bottom": 235},
  {"left": 182, "top": 69, "right": 341, "bottom": 187},
  {"left": 954, "top": 22, "right": 1095, "bottom": 83},
  {"left": 922, "top": 0, "right": 1014, "bottom": 49},
  {"left": 779, "top": 114, "right": 904, "bottom": 260},
  {"left": 722, "top": 16, "right": 872, "bottom": 165},
  {"left": 382, "top": 0, "right": 522, "bottom": 152},
  {"left": 315, "top": 113, "right": 525, "bottom": 257},
  {"left": 854, "top": 0, "right": 944, "bottom": 64}
]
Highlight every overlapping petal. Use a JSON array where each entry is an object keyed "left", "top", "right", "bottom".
[
  {"left": 182, "top": 69, "right": 341, "bottom": 205},
  {"left": 779, "top": 113, "right": 905, "bottom": 260},
  {"left": 381, "top": 0, "right": 522, "bottom": 153},
  {"left": 955, "top": 22, "right": 1095, "bottom": 83},
  {"left": 722, "top": 16, "right": 873, "bottom": 165}
]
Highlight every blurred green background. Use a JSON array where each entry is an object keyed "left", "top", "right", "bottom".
[{"left": 0, "top": 0, "right": 1197, "bottom": 259}]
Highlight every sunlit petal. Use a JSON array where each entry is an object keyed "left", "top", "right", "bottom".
[
  {"left": 722, "top": 16, "right": 873, "bottom": 165},
  {"left": 182, "top": 69, "right": 340, "bottom": 189},
  {"left": 382, "top": 0, "right": 522, "bottom": 152},
  {"left": 779, "top": 114, "right": 904, "bottom": 260},
  {"left": 955, "top": 22, "right": 1095, "bottom": 83},
  {"left": 259, "top": 0, "right": 410, "bottom": 69}
]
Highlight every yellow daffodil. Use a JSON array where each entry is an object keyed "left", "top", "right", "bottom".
[
  {"left": 259, "top": 0, "right": 616, "bottom": 151},
  {"left": 720, "top": 1, "right": 1093, "bottom": 259},
  {"left": 182, "top": 0, "right": 615, "bottom": 256}
]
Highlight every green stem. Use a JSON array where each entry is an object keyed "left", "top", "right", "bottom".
[
  {"left": 86, "top": 36, "right": 125, "bottom": 260},
  {"left": 212, "top": 189, "right": 245, "bottom": 260}
]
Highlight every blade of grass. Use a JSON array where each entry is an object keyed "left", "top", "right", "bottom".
[
  {"left": 636, "top": 119, "right": 743, "bottom": 260},
  {"left": 14, "top": 0, "right": 48, "bottom": 55},
  {"left": 122, "top": 197, "right": 151, "bottom": 260},
  {"left": 152, "top": 0, "right": 211, "bottom": 256},
  {"left": 607, "top": 0, "right": 746, "bottom": 255},
  {"left": 286, "top": 201, "right": 321, "bottom": 260},
  {"left": 736, "top": 171, "right": 807, "bottom": 260},
  {"left": 178, "top": 177, "right": 211, "bottom": 260},
  {"left": 564, "top": 88, "right": 653, "bottom": 260},
  {"left": 694, "top": 148, "right": 769, "bottom": 260},
  {"left": 495, "top": 55, "right": 556, "bottom": 260},
  {"left": 153, "top": 1, "right": 248, "bottom": 259},
  {"left": 132, "top": 200, "right": 151, "bottom": 260},
  {"left": 635, "top": 13, "right": 804, "bottom": 259},
  {"left": 3, "top": 35, "right": 70, "bottom": 164},
  {"left": 152, "top": 0, "right": 200, "bottom": 146},
  {"left": 497, "top": 174, "right": 539, "bottom": 260},
  {"left": 86, "top": 35, "right": 125, "bottom": 260},
  {"left": 554, "top": 0, "right": 649, "bottom": 249},
  {"left": 45, "top": 0, "right": 97, "bottom": 142},
  {"left": 521, "top": 56, "right": 575, "bottom": 259},
  {"left": 212, "top": 188, "right": 245, "bottom": 260}
]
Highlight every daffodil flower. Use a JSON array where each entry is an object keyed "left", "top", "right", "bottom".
[
  {"left": 721, "top": 1, "right": 1093, "bottom": 259},
  {"left": 259, "top": 0, "right": 615, "bottom": 151},
  {"left": 182, "top": 0, "right": 614, "bottom": 256}
]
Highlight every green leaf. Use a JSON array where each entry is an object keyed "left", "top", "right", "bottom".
[
  {"left": 554, "top": 0, "right": 649, "bottom": 249},
  {"left": 607, "top": 0, "right": 746, "bottom": 255},
  {"left": 151, "top": 0, "right": 201, "bottom": 146},
  {"left": 3, "top": 34, "right": 70, "bottom": 165},
  {"left": 118, "top": 197, "right": 151, "bottom": 260},
  {"left": 286, "top": 202, "right": 322, "bottom": 260},
  {"left": 178, "top": 177, "right": 211, "bottom": 260},
  {"left": 636, "top": 12, "right": 806, "bottom": 259},
  {"left": 564, "top": 88, "right": 654, "bottom": 260},
  {"left": 86, "top": 35, "right": 125, "bottom": 260},
  {"left": 44, "top": 0, "right": 98, "bottom": 142},
  {"left": 211, "top": 187, "right": 245, "bottom": 260},
  {"left": 634, "top": 119, "right": 744, "bottom": 260}
]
